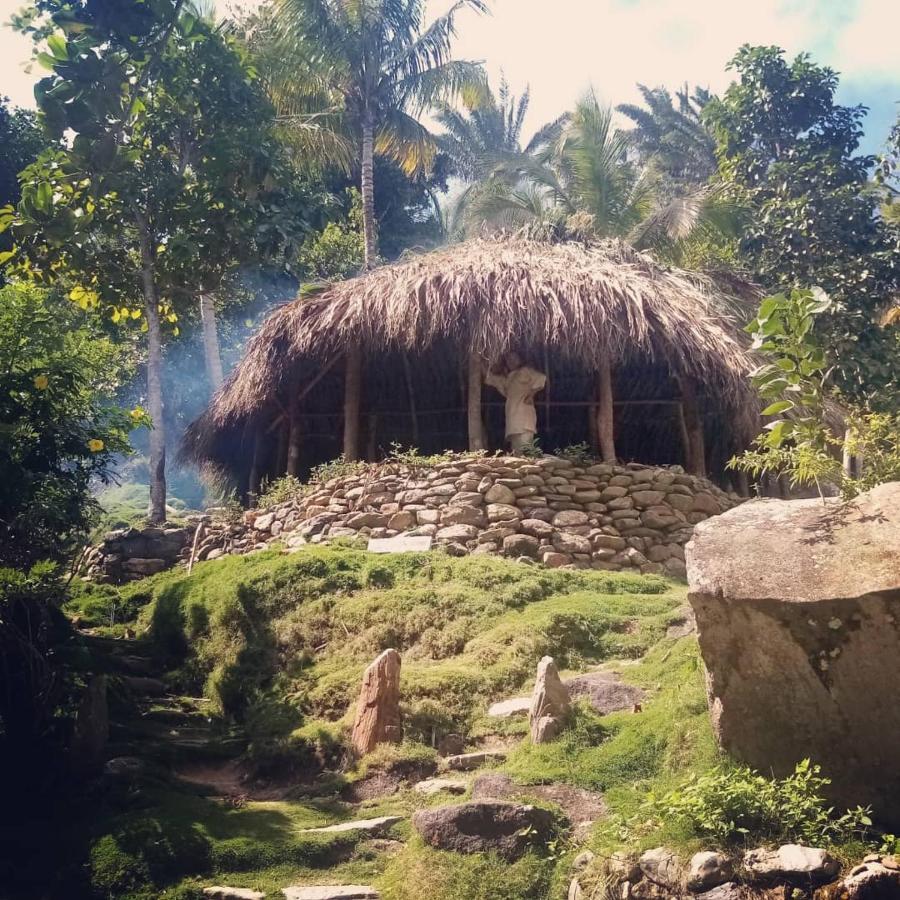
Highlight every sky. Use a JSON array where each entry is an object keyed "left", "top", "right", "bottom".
[{"left": 1, "top": 0, "right": 898, "bottom": 155}]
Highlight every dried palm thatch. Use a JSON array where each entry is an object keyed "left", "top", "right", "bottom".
[{"left": 183, "top": 237, "right": 761, "bottom": 474}]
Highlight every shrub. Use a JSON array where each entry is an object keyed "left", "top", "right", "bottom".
[
  {"left": 258, "top": 475, "right": 307, "bottom": 509},
  {"left": 641, "top": 759, "right": 872, "bottom": 847}
]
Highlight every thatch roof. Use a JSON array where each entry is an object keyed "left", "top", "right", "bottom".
[{"left": 183, "top": 238, "right": 761, "bottom": 468}]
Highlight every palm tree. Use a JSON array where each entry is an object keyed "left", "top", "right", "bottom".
[
  {"left": 617, "top": 83, "right": 718, "bottom": 187},
  {"left": 464, "top": 89, "right": 736, "bottom": 260},
  {"left": 269, "top": 0, "right": 489, "bottom": 270}
]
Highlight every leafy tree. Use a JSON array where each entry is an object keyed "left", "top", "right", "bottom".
[
  {"left": 877, "top": 112, "right": 900, "bottom": 227},
  {"left": 464, "top": 89, "right": 737, "bottom": 260},
  {"left": 704, "top": 46, "right": 900, "bottom": 402},
  {"left": 268, "top": 0, "right": 488, "bottom": 268},
  {"left": 297, "top": 188, "right": 366, "bottom": 279},
  {"left": 4, "top": 2, "right": 307, "bottom": 522},
  {"left": 0, "top": 98, "right": 44, "bottom": 259},
  {"left": 731, "top": 287, "right": 900, "bottom": 498},
  {"left": 0, "top": 283, "right": 139, "bottom": 568},
  {"left": 435, "top": 75, "right": 557, "bottom": 180},
  {"left": 617, "top": 84, "right": 717, "bottom": 187}
]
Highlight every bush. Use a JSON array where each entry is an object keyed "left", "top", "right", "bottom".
[{"left": 641, "top": 759, "right": 873, "bottom": 847}]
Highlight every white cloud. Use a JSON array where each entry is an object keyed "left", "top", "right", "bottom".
[{"left": 832, "top": 0, "right": 900, "bottom": 80}]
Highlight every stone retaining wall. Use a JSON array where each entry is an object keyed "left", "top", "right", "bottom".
[{"left": 83, "top": 455, "right": 740, "bottom": 584}]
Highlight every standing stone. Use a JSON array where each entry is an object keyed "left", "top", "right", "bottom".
[
  {"left": 529, "top": 656, "right": 570, "bottom": 744},
  {"left": 687, "top": 483, "right": 900, "bottom": 824},
  {"left": 350, "top": 649, "right": 402, "bottom": 756}
]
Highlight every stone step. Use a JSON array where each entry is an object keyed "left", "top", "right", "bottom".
[
  {"left": 203, "top": 888, "right": 265, "bottom": 900},
  {"left": 413, "top": 778, "right": 467, "bottom": 796},
  {"left": 282, "top": 887, "right": 379, "bottom": 900},
  {"left": 300, "top": 815, "right": 402, "bottom": 835},
  {"left": 121, "top": 675, "right": 168, "bottom": 696},
  {"left": 486, "top": 697, "right": 530, "bottom": 718},
  {"left": 442, "top": 750, "right": 507, "bottom": 772}
]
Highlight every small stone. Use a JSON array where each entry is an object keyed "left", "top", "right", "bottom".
[
  {"left": 487, "top": 697, "right": 531, "bottom": 718},
  {"left": 541, "top": 551, "right": 572, "bottom": 568},
  {"left": 552, "top": 510, "right": 590, "bottom": 528},
  {"left": 631, "top": 490, "right": 666, "bottom": 508},
  {"left": 435, "top": 523, "right": 479, "bottom": 542},
  {"left": 485, "top": 483, "right": 517, "bottom": 505},
  {"left": 639, "top": 847, "right": 682, "bottom": 889},
  {"left": 503, "top": 533, "right": 540, "bottom": 558},
  {"left": 387, "top": 511, "right": 416, "bottom": 531},
  {"left": 443, "top": 750, "right": 507, "bottom": 771},
  {"left": 416, "top": 509, "right": 441, "bottom": 525},
  {"left": 486, "top": 503, "right": 522, "bottom": 523},
  {"left": 205, "top": 548, "right": 226, "bottom": 561},
  {"left": 687, "top": 851, "right": 733, "bottom": 892},
  {"left": 521, "top": 518, "right": 555, "bottom": 539},
  {"left": 552, "top": 532, "right": 592, "bottom": 555},
  {"left": 254, "top": 512, "right": 276, "bottom": 531},
  {"left": 347, "top": 512, "right": 388, "bottom": 529},
  {"left": 414, "top": 778, "right": 467, "bottom": 796}
]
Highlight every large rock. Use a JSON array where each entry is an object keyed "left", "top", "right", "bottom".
[
  {"left": 529, "top": 656, "right": 570, "bottom": 743},
  {"left": 349, "top": 649, "right": 402, "bottom": 756},
  {"left": 687, "top": 483, "right": 900, "bottom": 822},
  {"left": 412, "top": 800, "right": 554, "bottom": 859},
  {"left": 282, "top": 889, "right": 379, "bottom": 900},
  {"left": 687, "top": 851, "right": 734, "bottom": 892}
]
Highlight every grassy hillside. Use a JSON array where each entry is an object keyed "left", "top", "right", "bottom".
[{"left": 59, "top": 547, "right": 874, "bottom": 900}]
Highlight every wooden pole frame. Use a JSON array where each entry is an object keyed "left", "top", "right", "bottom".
[
  {"left": 467, "top": 349, "right": 485, "bottom": 451},
  {"left": 596, "top": 355, "right": 616, "bottom": 463}
]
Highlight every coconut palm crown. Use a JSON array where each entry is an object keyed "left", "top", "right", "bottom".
[{"left": 269, "top": 0, "right": 489, "bottom": 269}]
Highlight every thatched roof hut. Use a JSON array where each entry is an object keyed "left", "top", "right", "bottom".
[{"left": 183, "top": 238, "right": 762, "bottom": 495}]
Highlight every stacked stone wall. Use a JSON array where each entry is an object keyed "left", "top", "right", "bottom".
[{"left": 83, "top": 455, "right": 740, "bottom": 583}]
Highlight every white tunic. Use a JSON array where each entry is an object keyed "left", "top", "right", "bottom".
[{"left": 485, "top": 366, "right": 547, "bottom": 436}]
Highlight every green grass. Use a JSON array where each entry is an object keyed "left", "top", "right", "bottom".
[{"left": 77, "top": 547, "right": 679, "bottom": 751}]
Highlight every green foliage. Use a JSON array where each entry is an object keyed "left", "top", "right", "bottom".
[
  {"left": 0, "top": 283, "right": 139, "bottom": 566},
  {"left": 731, "top": 288, "right": 900, "bottom": 498},
  {"left": 705, "top": 45, "right": 900, "bottom": 401},
  {"left": 641, "top": 759, "right": 873, "bottom": 848},
  {"left": 297, "top": 188, "right": 365, "bottom": 280},
  {"left": 258, "top": 475, "right": 308, "bottom": 509},
  {"left": 553, "top": 442, "right": 593, "bottom": 466},
  {"left": 0, "top": 96, "right": 44, "bottom": 260}
]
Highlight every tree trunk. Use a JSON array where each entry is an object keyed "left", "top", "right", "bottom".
[
  {"left": 199, "top": 293, "right": 224, "bottom": 392},
  {"left": 360, "top": 115, "right": 378, "bottom": 270},
  {"left": 467, "top": 350, "right": 485, "bottom": 451},
  {"left": 287, "top": 398, "right": 302, "bottom": 478},
  {"left": 136, "top": 218, "right": 167, "bottom": 525},
  {"left": 596, "top": 355, "right": 616, "bottom": 463},
  {"left": 343, "top": 346, "right": 362, "bottom": 461}
]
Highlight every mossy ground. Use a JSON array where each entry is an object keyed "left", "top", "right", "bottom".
[{"left": 60, "top": 546, "right": 876, "bottom": 900}]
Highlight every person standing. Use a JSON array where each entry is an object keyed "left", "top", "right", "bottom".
[{"left": 484, "top": 351, "right": 547, "bottom": 452}]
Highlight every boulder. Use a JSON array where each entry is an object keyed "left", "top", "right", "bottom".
[
  {"left": 552, "top": 510, "right": 590, "bottom": 528},
  {"left": 253, "top": 512, "right": 276, "bottom": 531},
  {"left": 529, "top": 656, "right": 570, "bottom": 743},
  {"left": 412, "top": 800, "right": 554, "bottom": 859},
  {"left": 742, "top": 845, "right": 839, "bottom": 885},
  {"left": 687, "top": 851, "right": 734, "bottom": 892},
  {"left": 387, "top": 511, "right": 416, "bottom": 531},
  {"left": 687, "top": 484, "right": 900, "bottom": 822},
  {"left": 486, "top": 503, "right": 522, "bottom": 523},
  {"left": 442, "top": 750, "right": 507, "bottom": 771},
  {"left": 835, "top": 861, "right": 900, "bottom": 899},
  {"left": 551, "top": 532, "right": 592, "bottom": 555},
  {"left": 565, "top": 672, "right": 644, "bottom": 714},
  {"left": 349, "top": 649, "right": 402, "bottom": 756},
  {"left": 122, "top": 557, "right": 167, "bottom": 576},
  {"left": 521, "top": 518, "right": 555, "bottom": 539}
]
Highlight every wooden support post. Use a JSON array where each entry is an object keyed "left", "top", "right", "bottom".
[
  {"left": 287, "top": 399, "right": 302, "bottom": 477},
  {"left": 467, "top": 349, "right": 485, "bottom": 451},
  {"left": 679, "top": 375, "right": 706, "bottom": 477},
  {"left": 248, "top": 429, "right": 265, "bottom": 506},
  {"left": 736, "top": 469, "right": 750, "bottom": 498},
  {"left": 276, "top": 420, "right": 289, "bottom": 475},
  {"left": 402, "top": 354, "right": 419, "bottom": 447},
  {"left": 343, "top": 345, "right": 362, "bottom": 461},
  {"left": 367, "top": 412, "right": 378, "bottom": 461},
  {"left": 596, "top": 355, "right": 616, "bottom": 463}
]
